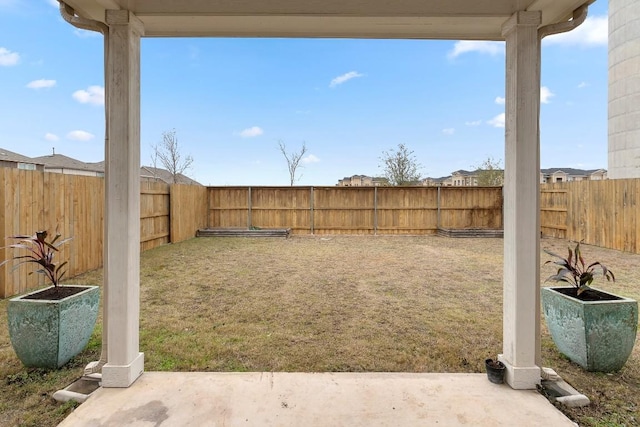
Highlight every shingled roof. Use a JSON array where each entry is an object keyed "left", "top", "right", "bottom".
[
  {"left": 140, "top": 166, "right": 201, "bottom": 185},
  {"left": 0, "top": 148, "right": 44, "bottom": 165},
  {"left": 31, "top": 153, "right": 105, "bottom": 173},
  {"left": 540, "top": 168, "right": 605, "bottom": 175}
]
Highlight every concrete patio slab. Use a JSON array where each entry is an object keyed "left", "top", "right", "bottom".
[{"left": 58, "top": 372, "right": 577, "bottom": 426}]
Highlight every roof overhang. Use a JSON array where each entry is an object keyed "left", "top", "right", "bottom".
[{"left": 60, "top": 0, "right": 595, "bottom": 40}]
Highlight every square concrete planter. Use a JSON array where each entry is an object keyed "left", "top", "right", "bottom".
[
  {"left": 7, "top": 285, "right": 100, "bottom": 369},
  {"left": 541, "top": 286, "right": 638, "bottom": 372}
]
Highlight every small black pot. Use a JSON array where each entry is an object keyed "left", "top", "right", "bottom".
[{"left": 485, "top": 358, "right": 506, "bottom": 384}]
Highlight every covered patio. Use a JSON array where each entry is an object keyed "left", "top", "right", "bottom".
[
  {"left": 55, "top": 0, "right": 594, "bottom": 423},
  {"left": 59, "top": 372, "right": 577, "bottom": 426}
]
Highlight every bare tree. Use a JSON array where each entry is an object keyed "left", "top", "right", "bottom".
[
  {"left": 278, "top": 141, "right": 308, "bottom": 186},
  {"left": 153, "top": 129, "right": 193, "bottom": 184},
  {"left": 473, "top": 157, "right": 504, "bottom": 186},
  {"left": 379, "top": 143, "right": 423, "bottom": 186},
  {"left": 149, "top": 144, "right": 159, "bottom": 181}
]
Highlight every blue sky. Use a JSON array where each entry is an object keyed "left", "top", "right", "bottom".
[{"left": 1, "top": 0, "right": 608, "bottom": 186}]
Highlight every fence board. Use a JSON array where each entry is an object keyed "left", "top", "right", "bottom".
[
  {"left": 438, "top": 187, "right": 503, "bottom": 230},
  {"left": 313, "top": 187, "right": 375, "bottom": 235},
  {"left": 541, "top": 179, "right": 640, "bottom": 253},
  {"left": 376, "top": 187, "right": 438, "bottom": 234},
  {"left": 170, "top": 184, "right": 208, "bottom": 243},
  {"left": 0, "top": 170, "right": 6, "bottom": 295},
  {"left": 540, "top": 183, "right": 568, "bottom": 238},
  {"left": 0, "top": 170, "right": 105, "bottom": 297},
  {"left": 208, "top": 187, "right": 250, "bottom": 229},
  {"left": 140, "top": 181, "right": 170, "bottom": 251},
  {"left": 250, "top": 187, "right": 311, "bottom": 233}
]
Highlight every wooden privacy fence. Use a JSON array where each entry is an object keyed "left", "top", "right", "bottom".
[
  {"left": 6, "top": 169, "right": 639, "bottom": 297},
  {"left": 0, "top": 168, "right": 208, "bottom": 298},
  {"left": 207, "top": 186, "right": 504, "bottom": 235},
  {"left": 0, "top": 169, "right": 104, "bottom": 298},
  {"left": 540, "top": 179, "right": 640, "bottom": 253}
]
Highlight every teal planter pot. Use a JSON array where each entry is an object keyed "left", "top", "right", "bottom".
[
  {"left": 7, "top": 285, "right": 100, "bottom": 369},
  {"left": 542, "top": 286, "right": 638, "bottom": 372}
]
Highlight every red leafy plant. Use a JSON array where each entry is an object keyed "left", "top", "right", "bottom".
[
  {"left": 1, "top": 230, "right": 72, "bottom": 288},
  {"left": 544, "top": 241, "right": 615, "bottom": 296}
]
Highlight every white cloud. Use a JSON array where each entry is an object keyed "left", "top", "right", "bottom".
[
  {"left": 544, "top": 15, "right": 607, "bottom": 47},
  {"left": 540, "top": 86, "right": 555, "bottom": 104},
  {"left": 0, "top": 47, "right": 20, "bottom": 66},
  {"left": 442, "top": 128, "right": 455, "bottom": 135},
  {"left": 72, "top": 85, "right": 104, "bottom": 105},
  {"left": 66, "top": 130, "right": 95, "bottom": 141},
  {"left": 495, "top": 96, "right": 505, "bottom": 105},
  {"left": 44, "top": 133, "right": 59, "bottom": 142},
  {"left": 239, "top": 126, "right": 264, "bottom": 138},
  {"left": 329, "top": 71, "right": 364, "bottom": 88},
  {"left": 448, "top": 41, "right": 504, "bottom": 59},
  {"left": 47, "top": 0, "right": 59, "bottom": 6},
  {"left": 465, "top": 120, "right": 482, "bottom": 126},
  {"left": 578, "top": 81, "right": 589, "bottom": 89},
  {"left": 26, "top": 79, "right": 56, "bottom": 89},
  {"left": 487, "top": 113, "right": 505, "bottom": 128},
  {"left": 302, "top": 154, "right": 320, "bottom": 164}
]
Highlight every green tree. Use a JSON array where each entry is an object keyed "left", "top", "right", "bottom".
[
  {"left": 379, "top": 143, "right": 423, "bottom": 186},
  {"left": 474, "top": 157, "right": 504, "bottom": 186}
]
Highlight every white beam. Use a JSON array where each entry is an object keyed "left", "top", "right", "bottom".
[
  {"left": 102, "top": 9, "right": 145, "bottom": 388},
  {"left": 61, "top": 0, "right": 594, "bottom": 40},
  {"left": 499, "top": 10, "right": 542, "bottom": 390}
]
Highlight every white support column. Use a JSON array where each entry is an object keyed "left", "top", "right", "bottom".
[
  {"left": 498, "top": 11, "right": 542, "bottom": 390},
  {"left": 102, "top": 9, "right": 145, "bottom": 388}
]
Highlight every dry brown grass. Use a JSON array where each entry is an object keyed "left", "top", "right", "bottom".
[{"left": 0, "top": 235, "right": 638, "bottom": 426}]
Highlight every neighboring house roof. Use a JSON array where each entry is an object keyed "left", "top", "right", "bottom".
[
  {"left": 540, "top": 168, "right": 605, "bottom": 176},
  {"left": 427, "top": 176, "right": 451, "bottom": 183},
  {"left": 140, "top": 166, "right": 201, "bottom": 185},
  {"left": 451, "top": 169, "right": 476, "bottom": 176},
  {"left": 6, "top": 149, "right": 200, "bottom": 185},
  {"left": 31, "top": 153, "right": 104, "bottom": 173},
  {"left": 90, "top": 161, "right": 105, "bottom": 172},
  {"left": 0, "top": 148, "right": 44, "bottom": 165},
  {"left": 338, "top": 175, "right": 389, "bottom": 186}
]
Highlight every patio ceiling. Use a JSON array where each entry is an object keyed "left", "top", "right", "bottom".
[{"left": 63, "top": 0, "right": 593, "bottom": 39}]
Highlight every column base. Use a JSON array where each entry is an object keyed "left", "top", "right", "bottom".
[
  {"left": 498, "top": 354, "right": 540, "bottom": 389},
  {"left": 102, "top": 352, "right": 145, "bottom": 388}
]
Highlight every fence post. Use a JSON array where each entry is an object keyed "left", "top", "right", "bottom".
[
  {"left": 247, "top": 186, "right": 252, "bottom": 229},
  {"left": 310, "top": 186, "right": 314, "bottom": 235},
  {"left": 0, "top": 169, "right": 6, "bottom": 298},
  {"left": 374, "top": 186, "right": 378, "bottom": 235},
  {"left": 206, "top": 186, "right": 211, "bottom": 229},
  {"left": 169, "top": 183, "right": 174, "bottom": 243},
  {"left": 437, "top": 186, "right": 441, "bottom": 229}
]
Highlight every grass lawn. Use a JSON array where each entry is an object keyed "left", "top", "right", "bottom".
[{"left": 1, "top": 235, "right": 638, "bottom": 426}]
